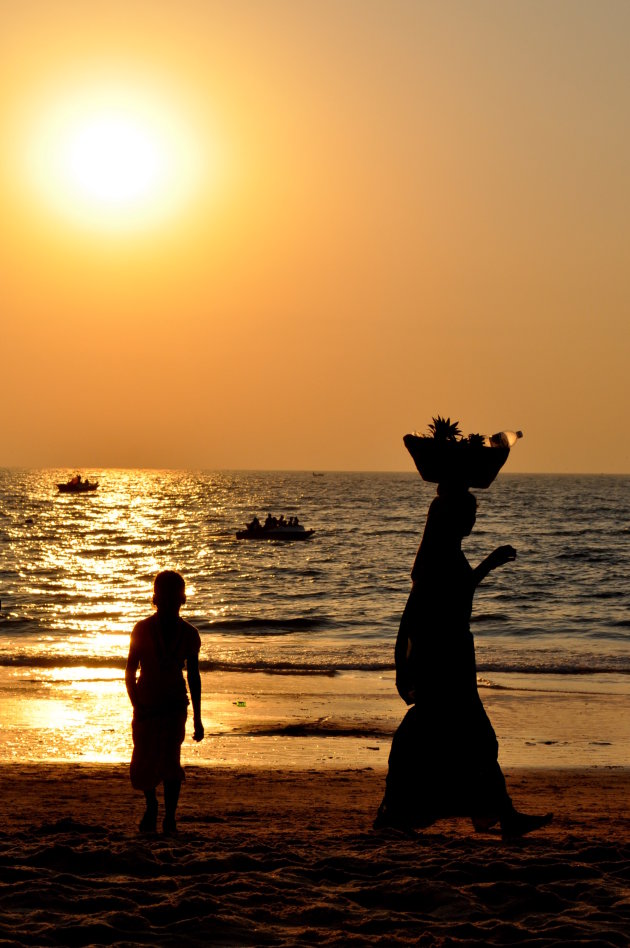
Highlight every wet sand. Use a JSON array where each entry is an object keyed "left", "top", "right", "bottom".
[
  {"left": 1, "top": 764, "right": 629, "bottom": 946},
  {"left": 2, "top": 667, "right": 628, "bottom": 771}
]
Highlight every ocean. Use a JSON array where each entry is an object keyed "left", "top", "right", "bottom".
[{"left": 0, "top": 469, "right": 628, "bottom": 769}]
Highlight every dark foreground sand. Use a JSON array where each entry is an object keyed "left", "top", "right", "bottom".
[{"left": 1, "top": 764, "right": 628, "bottom": 947}]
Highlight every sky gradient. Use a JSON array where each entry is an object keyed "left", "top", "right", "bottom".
[{"left": 2, "top": 1, "right": 629, "bottom": 472}]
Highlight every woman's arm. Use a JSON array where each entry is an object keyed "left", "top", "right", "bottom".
[
  {"left": 395, "top": 588, "right": 419, "bottom": 704},
  {"left": 472, "top": 545, "right": 517, "bottom": 587},
  {"left": 125, "top": 641, "right": 140, "bottom": 709},
  {"left": 186, "top": 651, "right": 205, "bottom": 742}
]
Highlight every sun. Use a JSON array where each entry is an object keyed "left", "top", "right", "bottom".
[
  {"left": 21, "top": 81, "right": 207, "bottom": 233},
  {"left": 63, "top": 113, "right": 167, "bottom": 207}
]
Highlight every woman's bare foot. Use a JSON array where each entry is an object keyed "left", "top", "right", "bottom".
[
  {"left": 501, "top": 810, "right": 553, "bottom": 840},
  {"left": 472, "top": 815, "right": 499, "bottom": 833}
]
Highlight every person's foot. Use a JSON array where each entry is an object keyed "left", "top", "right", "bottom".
[
  {"left": 373, "top": 803, "right": 418, "bottom": 836},
  {"left": 501, "top": 810, "right": 553, "bottom": 840},
  {"left": 139, "top": 805, "right": 158, "bottom": 834},
  {"left": 162, "top": 817, "right": 178, "bottom": 837},
  {"left": 472, "top": 815, "right": 499, "bottom": 833}
]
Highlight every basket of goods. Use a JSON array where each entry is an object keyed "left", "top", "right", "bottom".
[{"left": 404, "top": 416, "right": 522, "bottom": 489}]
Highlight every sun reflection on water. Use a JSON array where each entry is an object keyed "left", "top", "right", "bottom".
[
  {"left": 0, "top": 469, "right": 257, "bottom": 761},
  {"left": 1, "top": 469, "right": 271, "bottom": 664}
]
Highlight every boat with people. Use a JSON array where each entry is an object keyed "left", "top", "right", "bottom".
[
  {"left": 57, "top": 475, "right": 98, "bottom": 494},
  {"left": 236, "top": 513, "right": 314, "bottom": 541}
]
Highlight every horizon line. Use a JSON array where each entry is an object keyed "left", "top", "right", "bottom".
[{"left": 1, "top": 466, "right": 628, "bottom": 477}]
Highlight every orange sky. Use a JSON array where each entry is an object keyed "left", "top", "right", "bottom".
[{"left": 2, "top": 1, "right": 629, "bottom": 472}]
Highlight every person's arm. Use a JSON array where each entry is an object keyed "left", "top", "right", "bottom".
[
  {"left": 472, "top": 545, "right": 517, "bottom": 587},
  {"left": 186, "top": 651, "right": 205, "bottom": 742},
  {"left": 125, "top": 635, "right": 140, "bottom": 709},
  {"left": 395, "top": 588, "right": 418, "bottom": 705}
]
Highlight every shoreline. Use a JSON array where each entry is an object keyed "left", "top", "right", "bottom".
[
  {"left": 1, "top": 763, "right": 629, "bottom": 946},
  {"left": 1, "top": 667, "right": 628, "bottom": 770}
]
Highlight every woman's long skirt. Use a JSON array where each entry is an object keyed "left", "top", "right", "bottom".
[{"left": 383, "top": 688, "right": 511, "bottom": 826}]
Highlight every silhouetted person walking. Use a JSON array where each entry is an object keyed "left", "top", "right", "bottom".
[
  {"left": 375, "top": 487, "right": 552, "bottom": 838},
  {"left": 126, "top": 571, "right": 204, "bottom": 835}
]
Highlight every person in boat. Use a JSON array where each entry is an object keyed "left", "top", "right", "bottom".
[
  {"left": 248, "top": 516, "right": 261, "bottom": 531},
  {"left": 375, "top": 486, "right": 552, "bottom": 839},
  {"left": 264, "top": 513, "right": 275, "bottom": 530},
  {"left": 125, "top": 571, "right": 204, "bottom": 835},
  {"left": 278, "top": 515, "right": 285, "bottom": 527}
]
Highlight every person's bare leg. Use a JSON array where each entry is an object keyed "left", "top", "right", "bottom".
[
  {"left": 163, "top": 780, "right": 181, "bottom": 835},
  {"left": 139, "top": 788, "right": 158, "bottom": 833}
]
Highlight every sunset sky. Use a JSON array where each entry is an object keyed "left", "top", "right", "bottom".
[{"left": 2, "top": 1, "right": 629, "bottom": 473}]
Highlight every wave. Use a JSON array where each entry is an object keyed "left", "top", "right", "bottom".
[
  {"left": 470, "top": 613, "right": 509, "bottom": 623},
  {"left": 476, "top": 678, "right": 629, "bottom": 699},
  {"left": 0, "top": 654, "right": 628, "bottom": 677},
  {"left": 0, "top": 617, "right": 38, "bottom": 630},
  {"left": 204, "top": 660, "right": 390, "bottom": 676},
  {"left": 71, "top": 611, "right": 125, "bottom": 621},
  {"left": 476, "top": 661, "right": 630, "bottom": 676},
  {"left": 365, "top": 528, "right": 420, "bottom": 537},
  {"left": 556, "top": 551, "right": 615, "bottom": 563},
  {"left": 0, "top": 656, "right": 129, "bottom": 670},
  {"left": 196, "top": 617, "right": 327, "bottom": 633},
  {"left": 0, "top": 655, "right": 356, "bottom": 676}
]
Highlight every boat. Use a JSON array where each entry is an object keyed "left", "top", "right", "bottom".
[
  {"left": 236, "top": 518, "right": 314, "bottom": 541},
  {"left": 236, "top": 525, "right": 314, "bottom": 541},
  {"left": 57, "top": 476, "right": 98, "bottom": 494}
]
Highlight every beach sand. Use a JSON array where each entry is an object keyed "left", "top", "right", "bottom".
[{"left": 1, "top": 764, "right": 628, "bottom": 946}]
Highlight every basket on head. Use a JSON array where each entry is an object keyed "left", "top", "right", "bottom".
[{"left": 403, "top": 434, "right": 510, "bottom": 489}]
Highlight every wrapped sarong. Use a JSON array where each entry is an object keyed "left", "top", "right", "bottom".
[{"left": 130, "top": 706, "right": 187, "bottom": 790}]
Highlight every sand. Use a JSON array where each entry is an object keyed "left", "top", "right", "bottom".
[{"left": 0, "top": 765, "right": 629, "bottom": 946}]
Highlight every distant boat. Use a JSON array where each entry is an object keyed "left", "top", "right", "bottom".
[
  {"left": 57, "top": 476, "right": 98, "bottom": 494},
  {"left": 236, "top": 525, "right": 314, "bottom": 541},
  {"left": 312, "top": 472, "right": 325, "bottom": 477},
  {"left": 236, "top": 516, "right": 314, "bottom": 541}
]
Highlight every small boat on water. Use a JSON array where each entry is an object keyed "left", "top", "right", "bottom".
[
  {"left": 236, "top": 514, "right": 314, "bottom": 541},
  {"left": 57, "top": 475, "right": 98, "bottom": 494}
]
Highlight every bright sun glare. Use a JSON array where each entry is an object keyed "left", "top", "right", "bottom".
[
  {"left": 64, "top": 114, "right": 166, "bottom": 206},
  {"left": 22, "top": 81, "right": 206, "bottom": 232}
]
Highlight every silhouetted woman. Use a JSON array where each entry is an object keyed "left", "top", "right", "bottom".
[
  {"left": 375, "top": 488, "right": 552, "bottom": 838},
  {"left": 126, "top": 571, "right": 204, "bottom": 835}
]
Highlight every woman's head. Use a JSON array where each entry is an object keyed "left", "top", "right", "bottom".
[
  {"left": 427, "top": 488, "right": 477, "bottom": 539},
  {"left": 153, "top": 570, "right": 186, "bottom": 613},
  {"left": 411, "top": 488, "right": 477, "bottom": 581},
  {"left": 445, "top": 489, "right": 477, "bottom": 537}
]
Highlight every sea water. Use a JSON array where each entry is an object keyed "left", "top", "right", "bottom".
[{"left": 0, "top": 469, "right": 628, "bottom": 768}]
